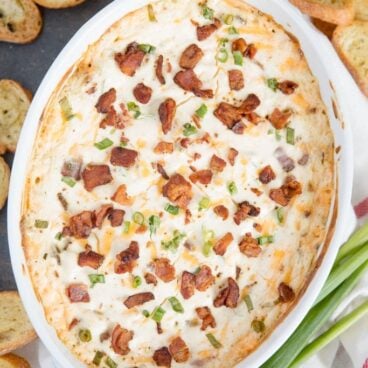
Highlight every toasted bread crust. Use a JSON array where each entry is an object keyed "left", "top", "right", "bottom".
[
  {"left": 312, "top": 18, "right": 336, "bottom": 39},
  {"left": 0, "top": 0, "right": 42, "bottom": 43},
  {"left": 0, "top": 79, "right": 32, "bottom": 154},
  {"left": 0, "top": 353, "right": 31, "bottom": 368},
  {"left": 0, "top": 157, "right": 10, "bottom": 210},
  {"left": 33, "top": 0, "right": 86, "bottom": 8},
  {"left": 355, "top": 0, "right": 368, "bottom": 21},
  {"left": 0, "top": 291, "right": 37, "bottom": 355},
  {"left": 289, "top": 0, "right": 355, "bottom": 25},
  {"left": 333, "top": 21, "right": 368, "bottom": 96}
]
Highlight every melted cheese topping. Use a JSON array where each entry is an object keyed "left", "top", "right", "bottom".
[{"left": 22, "top": 0, "right": 335, "bottom": 367}]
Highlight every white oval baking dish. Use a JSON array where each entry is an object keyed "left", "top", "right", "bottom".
[{"left": 8, "top": 0, "right": 355, "bottom": 367}]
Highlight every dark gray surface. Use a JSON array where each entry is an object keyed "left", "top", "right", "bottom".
[{"left": 0, "top": 0, "right": 114, "bottom": 290}]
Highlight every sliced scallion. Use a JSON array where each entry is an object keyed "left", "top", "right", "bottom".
[
  {"left": 202, "top": 241, "right": 213, "bottom": 257},
  {"left": 161, "top": 230, "right": 186, "bottom": 252},
  {"left": 267, "top": 78, "right": 278, "bottom": 92},
  {"left": 195, "top": 104, "right": 208, "bottom": 118},
  {"left": 243, "top": 294, "right": 254, "bottom": 312},
  {"left": 257, "top": 235, "right": 274, "bottom": 245},
  {"left": 92, "top": 351, "right": 104, "bottom": 366},
  {"left": 89, "top": 274, "right": 105, "bottom": 287},
  {"left": 275, "top": 129, "right": 282, "bottom": 141},
  {"left": 165, "top": 203, "right": 179, "bottom": 215},
  {"left": 61, "top": 176, "right": 76, "bottom": 187},
  {"left": 276, "top": 208, "right": 285, "bottom": 224},
  {"left": 147, "top": 4, "right": 157, "bottom": 22},
  {"left": 132, "top": 275, "right": 142, "bottom": 288},
  {"left": 151, "top": 306, "right": 166, "bottom": 322},
  {"left": 199, "top": 197, "right": 211, "bottom": 211},
  {"left": 94, "top": 138, "right": 113, "bottom": 150},
  {"left": 286, "top": 127, "right": 295, "bottom": 145},
  {"left": 142, "top": 309, "right": 150, "bottom": 318},
  {"left": 216, "top": 48, "right": 229, "bottom": 63},
  {"left": 224, "top": 14, "right": 234, "bottom": 25},
  {"left": 105, "top": 357, "right": 117, "bottom": 368},
  {"left": 233, "top": 51, "right": 243, "bottom": 66},
  {"left": 123, "top": 221, "right": 131, "bottom": 233},
  {"left": 148, "top": 215, "right": 160, "bottom": 237},
  {"left": 183, "top": 123, "right": 197, "bottom": 137},
  {"left": 251, "top": 319, "right": 265, "bottom": 333},
  {"left": 228, "top": 181, "right": 237, "bottom": 195},
  {"left": 202, "top": 5, "right": 214, "bottom": 20},
  {"left": 132, "top": 212, "right": 145, "bottom": 225},
  {"left": 206, "top": 333, "right": 222, "bottom": 349},
  {"left": 55, "top": 232, "right": 63, "bottom": 241},
  {"left": 138, "top": 43, "right": 156, "bottom": 54},
  {"left": 59, "top": 96, "right": 74, "bottom": 121},
  {"left": 228, "top": 26, "right": 239, "bottom": 34},
  {"left": 168, "top": 297, "right": 184, "bottom": 313},
  {"left": 127, "top": 101, "right": 141, "bottom": 119},
  {"left": 79, "top": 329, "right": 92, "bottom": 342},
  {"left": 35, "top": 220, "right": 49, "bottom": 229}
]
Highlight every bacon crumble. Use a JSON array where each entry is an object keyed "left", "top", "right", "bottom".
[
  {"left": 213, "top": 277, "right": 239, "bottom": 308},
  {"left": 169, "top": 337, "right": 190, "bottom": 363},
  {"left": 159, "top": 98, "right": 177, "bottom": 134},
  {"left": 179, "top": 44, "right": 204, "bottom": 69},
  {"left": 239, "top": 233, "right": 261, "bottom": 257},
  {"left": 259, "top": 165, "right": 276, "bottom": 184},
  {"left": 133, "top": 83, "right": 153, "bottom": 104},
  {"left": 197, "top": 18, "right": 221, "bottom": 41},
  {"left": 210, "top": 154, "right": 226, "bottom": 172},
  {"left": 155, "top": 55, "right": 166, "bottom": 84},
  {"left": 66, "top": 283, "right": 90, "bottom": 303},
  {"left": 82, "top": 164, "right": 113, "bottom": 192},
  {"left": 269, "top": 176, "right": 302, "bottom": 206},
  {"left": 95, "top": 88, "right": 116, "bottom": 113},
  {"left": 234, "top": 201, "right": 260, "bottom": 225},
  {"left": 123, "top": 292, "right": 155, "bottom": 309},
  {"left": 153, "top": 258, "right": 176, "bottom": 282},
  {"left": 213, "top": 205, "right": 229, "bottom": 220},
  {"left": 228, "top": 69, "right": 245, "bottom": 91},
  {"left": 115, "top": 42, "right": 145, "bottom": 76},
  {"left": 189, "top": 169, "right": 213, "bottom": 185},
  {"left": 162, "top": 174, "right": 193, "bottom": 208},
  {"left": 110, "top": 147, "right": 138, "bottom": 168},
  {"left": 114, "top": 241, "right": 139, "bottom": 274},
  {"left": 78, "top": 248, "right": 104, "bottom": 269},
  {"left": 213, "top": 232, "right": 234, "bottom": 256},
  {"left": 111, "top": 325, "right": 134, "bottom": 356},
  {"left": 195, "top": 307, "right": 216, "bottom": 330}
]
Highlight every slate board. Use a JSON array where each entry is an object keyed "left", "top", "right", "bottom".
[{"left": 0, "top": 0, "right": 114, "bottom": 291}]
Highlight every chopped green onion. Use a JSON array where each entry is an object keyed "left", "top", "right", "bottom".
[
  {"left": 224, "top": 14, "right": 234, "bottom": 25},
  {"left": 142, "top": 309, "right": 150, "bottom": 318},
  {"left": 162, "top": 230, "right": 186, "bottom": 252},
  {"left": 267, "top": 78, "right": 279, "bottom": 92},
  {"left": 59, "top": 96, "right": 74, "bottom": 121},
  {"left": 257, "top": 235, "right": 274, "bottom": 245},
  {"left": 233, "top": 51, "right": 243, "bottom": 66},
  {"left": 168, "top": 297, "right": 184, "bottom": 313},
  {"left": 251, "top": 319, "right": 265, "bottom": 333},
  {"left": 206, "top": 333, "right": 222, "bottom": 349},
  {"left": 151, "top": 306, "right": 166, "bottom": 322},
  {"left": 79, "top": 329, "right": 92, "bottom": 342},
  {"left": 216, "top": 48, "right": 229, "bottom": 63},
  {"left": 267, "top": 129, "right": 274, "bottom": 135},
  {"left": 147, "top": 4, "right": 157, "bottom": 22},
  {"left": 289, "top": 300, "right": 368, "bottom": 368},
  {"left": 243, "top": 295, "right": 254, "bottom": 312},
  {"left": 148, "top": 215, "right": 160, "bottom": 237},
  {"left": 202, "top": 5, "right": 214, "bottom": 20},
  {"left": 286, "top": 127, "right": 295, "bottom": 145},
  {"left": 132, "top": 275, "right": 142, "bottom": 288},
  {"left": 228, "top": 181, "right": 237, "bottom": 195},
  {"left": 89, "top": 274, "right": 105, "bottom": 287},
  {"left": 105, "top": 357, "right": 117, "bottom": 368},
  {"left": 183, "top": 123, "right": 197, "bottom": 137},
  {"left": 219, "top": 37, "right": 229, "bottom": 47},
  {"left": 138, "top": 43, "right": 156, "bottom": 54},
  {"left": 127, "top": 101, "right": 141, "bottom": 119},
  {"left": 276, "top": 208, "right": 285, "bottom": 224},
  {"left": 165, "top": 203, "right": 179, "bottom": 215},
  {"left": 315, "top": 242, "right": 368, "bottom": 304},
  {"left": 92, "top": 351, "right": 104, "bottom": 366},
  {"left": 55, "top": 232, "right": 62, "bottom": 241},
  {"left": 228, "top": 26, "right": 239, "bottom": 34},
  {"left": 275, "top": 129, "right": 282, "bottom": 141},
  {"left": 199, "top": 197, "right": 211, "bottom": 211},
  {"left": 123, "top": 221, "right": 131, "bottom": 233},
  {"left": 132, "top": 212, "right": 145, "bottom": 225},
  {"left": 120, "top": 140, "right": 128, "bottom": 147},
  {"left": 195, "top": 104, "right": 208, "bottom": 118},
  {"left": 202, "top": 241, "right": 213, "bottom": 257},
  {"left": 61, "top": 176, "right": 76, "bottom": 187},
  {"left": 261, "top": 261, "right": 368, "bottom": 368},
  {"left": 94, "top": 138, "right": 113, "bottom": 150},
  {"left": 203, "top": 228, "right": 215, "bottom": 242},
  {"left": 35, "top": 220, "right": 49, "bottom": 229}
]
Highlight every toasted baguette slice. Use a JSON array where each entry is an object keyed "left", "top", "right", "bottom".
[
  {"left": 0, "top": 291, "right": 37, "bottom": 355},
  {"left": 33, "top": 0, "right": 86, "bottom": 8},
  {"left": 0, "top": 354, "right": 31, "bottom": 368},
  {"left": 333, "top": 21, "right": 368, "bottom": 97},
  {"left": 0, "top": 80, "right": 32, "bottom": 154},
  {"left": 289, "top": 0, "right": 355, "bottom": 25},
  {"left": 355, "top": 0, "right": 368, "bottom": 20},
  {"left": 0, "top": 0, "right": 42, "bottom": 43},
  {"left": 312, "top": 17, "right": 336, "bottom": 39},
  {"left": 0, "top": 157, "right": 10, "bottom": 210}
]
